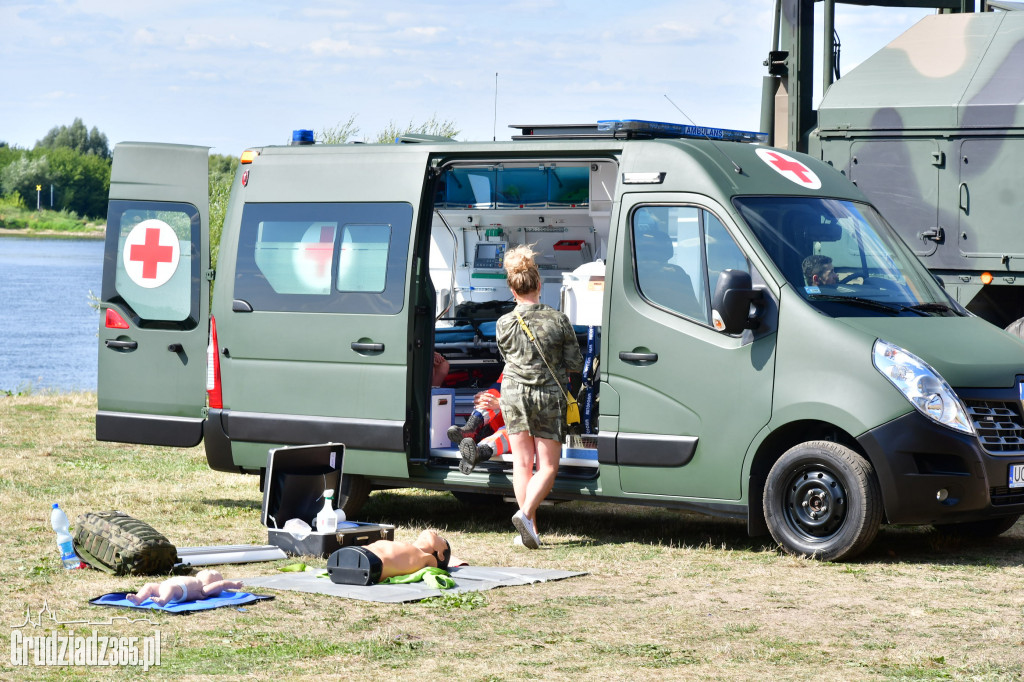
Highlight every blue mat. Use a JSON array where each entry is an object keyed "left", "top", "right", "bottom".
[{"left": 89, "top": 590, "right": 273, "bottom": 614}]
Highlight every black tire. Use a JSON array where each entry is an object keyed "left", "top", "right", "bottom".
[
  {"left": 337, "top": 474, "right": 371, "bottom": 517},
  {"left": 933, "top": 515, "right": 1020, "bottom": 539},
  {"left": 763, "top": 440, "right": 883, "bottom": 561}
]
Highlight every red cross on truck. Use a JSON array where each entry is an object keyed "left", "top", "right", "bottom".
[
  {"left": 755, "top": 147, "right": 821, "bottom": 189},
  {"left": 121, "top": 219, "right": 180, "bottom": 289}
]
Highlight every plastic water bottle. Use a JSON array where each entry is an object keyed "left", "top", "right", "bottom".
[
  {"left": 315, "top": 489, "right": 338, "bottom": 533},
  {"left": 50, "top": 503, "right": 82, "bottom": 570}
]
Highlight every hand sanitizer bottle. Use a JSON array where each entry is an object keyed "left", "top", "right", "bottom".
[{"left": 315, "top": 489, "right": 338, "bottom": 533}]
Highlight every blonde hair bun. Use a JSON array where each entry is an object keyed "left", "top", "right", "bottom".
[
  {"left": 504, "top": 244, "right": 537, "bottom": 276},
  {"left": 504, "top": 244, "right": 541, "bottom": 296}
]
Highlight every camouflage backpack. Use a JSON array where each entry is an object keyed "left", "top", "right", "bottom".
[{"left": 71, "top": 511, "right": 179, "bottom": 576}]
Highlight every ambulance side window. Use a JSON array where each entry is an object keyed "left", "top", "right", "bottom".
[
  {"left": 632, "top": 205, "right": 748, "bottom": 326},
  {"left": 234, "top": 202, "right": 411, "bottom": 314},
  {"left": 633, "top": 206, "right": 706, "bottom": 322},
  {"left": 705, "top": 212, "right": 749, "bottom": 289},
  {"left": 102, "top": 200, "right": 200, "bottom": 329}
]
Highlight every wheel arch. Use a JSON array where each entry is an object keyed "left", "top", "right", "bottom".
[{"left": 746, "top": 419, "right": 876, "bottom": 536}]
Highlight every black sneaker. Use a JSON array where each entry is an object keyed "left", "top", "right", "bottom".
[
  {"left": 459, "top": 438, "right": 479, "bottom": 474},
  {"left": 448, "top": 413, "right": 484, "bottom": 444},
  {"left": 459, "top": 437, "right": 496, "bottom": 474}
]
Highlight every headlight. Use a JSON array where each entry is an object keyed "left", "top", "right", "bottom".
[{"left": 872, "top": 339, "right": 973, "bottom": 434}]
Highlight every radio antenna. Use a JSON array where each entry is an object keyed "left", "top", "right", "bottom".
[
  {"left": 493, "top": 73, "right": 499, "bottom": 141},
  {"left": 664, "top": 94, "right": 744, "bottom": 174}
]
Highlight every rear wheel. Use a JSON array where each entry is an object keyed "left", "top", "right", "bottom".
[
  {"left": 933, "top": 515, "right": 1020, "bottom": 538},
  {"left": 338, "top": 474, "right": 371, "bottom": 518},
  {"left": 763, "top": 441, "right": 883, "bottom": 561}
]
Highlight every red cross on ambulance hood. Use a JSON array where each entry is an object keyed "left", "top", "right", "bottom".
[
  {"left": 122, "top": 219, "right": 180, "bottom": 289},
  {"left": 755, "top": 148, "right": 822, "bottom": 190}
]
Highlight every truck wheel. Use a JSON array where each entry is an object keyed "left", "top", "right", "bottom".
[
  {"left": 933, "top": 515, "right": 1020, "bottom": 538},
  {"left": 338, "top": 474, "right": 371, "bottom": 517},
  {"left": 763, "top": 441, "right": 883, "bottom": 561}
]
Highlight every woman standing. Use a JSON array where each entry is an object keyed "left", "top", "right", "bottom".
[{"left": 495, "top": 245, "right": 583, "bottom": 549}]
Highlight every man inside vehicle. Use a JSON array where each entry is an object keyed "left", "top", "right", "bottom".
[{"left": 802, "top": 254, "right": 838, "bottom": 288}]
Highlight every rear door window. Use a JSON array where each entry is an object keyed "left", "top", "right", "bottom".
[
  {"left": 102, "top": 200, "right": 200, "bottom": 328},
  {"left": 234, "top": 203, "right": 412, "bottom": 314}
]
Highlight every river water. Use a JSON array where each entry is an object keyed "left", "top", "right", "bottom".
[{"left": 0, "top": 236, "right": 103, "bottom": 392}]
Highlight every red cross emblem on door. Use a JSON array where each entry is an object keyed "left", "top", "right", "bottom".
[
  {"left": 122, "top": 219, "right": 181, "bottom": 289},
  {"left": 755, "top": 148, "right": 822, "bottom": 190}
]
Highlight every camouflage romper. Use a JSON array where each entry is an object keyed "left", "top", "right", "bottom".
[{"left": 495, "top": 303, "right": 583, "bottom": 441}]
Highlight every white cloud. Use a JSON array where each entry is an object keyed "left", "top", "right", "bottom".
[{"left": 132, "top": 28, "right": 157, "bottom": 46}]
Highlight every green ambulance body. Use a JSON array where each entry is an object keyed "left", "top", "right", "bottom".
[{"left": 95, "top": 122, "right": 1024, "bottom": 560}]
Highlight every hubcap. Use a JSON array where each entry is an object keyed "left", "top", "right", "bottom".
[{"left": 783, "top": 467, "right": 847, "bottom": 541}]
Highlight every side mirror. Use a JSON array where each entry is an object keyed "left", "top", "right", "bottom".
[{"left": 711, "top": 269, "right": 764, "bottom": 334}]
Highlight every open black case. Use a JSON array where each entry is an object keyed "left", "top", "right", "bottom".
[{"left": 261, "top": 443, "right": 394, "bottom": 557}]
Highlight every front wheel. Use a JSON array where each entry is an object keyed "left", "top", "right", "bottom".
[{"left": 763, "top": 441, "right": 883, "bottom": 561}]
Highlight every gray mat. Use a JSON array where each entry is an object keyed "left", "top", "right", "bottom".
[{"left": 242, "top": 566, "right": 586, "bottom": 603}]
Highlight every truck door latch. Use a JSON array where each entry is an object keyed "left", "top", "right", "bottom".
[{"left": 920, "top": 227, "right": 944, "bottom": 243}]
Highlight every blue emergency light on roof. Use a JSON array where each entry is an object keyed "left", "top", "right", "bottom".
[
  {"left": 291, "top": 129, "right": 315, "bottom": 145},
  {"left": 597, "top": 120, "right": 767, "bottom": 144}
]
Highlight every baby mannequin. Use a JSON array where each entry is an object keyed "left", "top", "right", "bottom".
[{"left": 126, "top": 568, "right": 243, "bottom": 606}]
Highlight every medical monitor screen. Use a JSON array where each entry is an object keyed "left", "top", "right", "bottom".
[{"left": 473, "top": 242, "right": 506, "bottom": 270}]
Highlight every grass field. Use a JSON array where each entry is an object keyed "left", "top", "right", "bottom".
[{"left": 2, "top": 392, "right": 1024, "bottom": 681}]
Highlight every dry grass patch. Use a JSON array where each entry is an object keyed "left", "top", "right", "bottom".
[{"left": 2, "top": 392, "right": 1024, "bottom": 680}]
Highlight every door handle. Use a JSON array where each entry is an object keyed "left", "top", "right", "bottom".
[
  {"left": 619, "top": 351, "right": 658, "bottom": 363},
  {"left": 351, "top": 342, "right": 385, "bottom": 352},
  {"left": 105, "top": 339, "right": 138, "bottom": 350}
]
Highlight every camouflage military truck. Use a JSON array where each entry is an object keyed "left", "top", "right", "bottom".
[{"left": 761, "top": 0, "right": 1024, "bottom": 330}]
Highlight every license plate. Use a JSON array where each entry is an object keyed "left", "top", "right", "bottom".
[{"left": 1010, "top": 464, "right": 1024, "bottom": 488}]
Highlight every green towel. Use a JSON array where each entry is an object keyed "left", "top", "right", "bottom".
[
  {"left": 381, "top": 566, "right": 455, "bottom": 589},
  {"left": 280, "top": 563, "right": 329, "bottom": 578}
]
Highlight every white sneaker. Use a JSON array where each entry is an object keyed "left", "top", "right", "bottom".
[
  {"left": 513, "top": 535, "right": 524, "bottom": 546},
  {"left": 512, "top": 510, "right": 540, "bottom": 549}
]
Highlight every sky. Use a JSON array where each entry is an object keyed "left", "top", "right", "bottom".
[{"left": 0, "top": 1, "right": 934, "bottom": 158}]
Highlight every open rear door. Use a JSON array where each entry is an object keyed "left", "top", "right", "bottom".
[{"left": 96, "top": 142, "right": 210, "bottom": 446}]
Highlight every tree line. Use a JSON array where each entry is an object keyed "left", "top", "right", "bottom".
[{"left": 1, "top": 115, "right": 458, "bottom": 231}]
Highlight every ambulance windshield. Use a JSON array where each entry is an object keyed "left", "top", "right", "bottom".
[{"left": 733, "top": 197, "right": 963, "bottom": 317}]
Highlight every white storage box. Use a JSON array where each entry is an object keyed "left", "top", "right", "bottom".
[
  {"left": 561, "top": 260, "right": 606, "bottom": 326},
  {"left": 430, "top": 388, "right": 456, "bottom": 448}
]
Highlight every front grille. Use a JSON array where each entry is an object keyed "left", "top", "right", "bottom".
[
  {"left": 965, "top": 400, "right": 1024, "bottom": 453},
  {"left": 990, "top": 486, "right": 1024, "bottom": 506}
]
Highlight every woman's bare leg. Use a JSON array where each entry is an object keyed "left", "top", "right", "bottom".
[
  {"left": 508, "top": 430, "right": 536, "bottom": 511},
  {"left": 521, "top": 437, "right": 561, "bottom": 530}
]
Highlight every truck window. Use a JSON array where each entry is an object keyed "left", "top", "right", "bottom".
[
  {"left": 632, "top": 205, "right": 748, "bottom": 325},
  {"left": 102, "top": 200, "right": 200, "bottom": 329},
  {"left": 233, "top": 202, "right": 412, "bottom": 314}
]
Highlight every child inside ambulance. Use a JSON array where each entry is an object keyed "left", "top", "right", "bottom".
[{"left": 447, "top": 374, "right": 511, "bottom": 475}]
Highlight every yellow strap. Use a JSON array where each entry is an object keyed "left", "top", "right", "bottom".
[
  {"left": 515, "top": 312, "right": 536, "bottom": 342},
  {"left": 515, "top": 311, "right": 571, "bottom": 404}
]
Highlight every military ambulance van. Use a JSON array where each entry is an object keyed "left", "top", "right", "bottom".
[{"left": 96, "top": 121, "right": 1024, "bottom": 560}]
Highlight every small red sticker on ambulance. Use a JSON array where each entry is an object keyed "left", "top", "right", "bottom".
[
  {"left": 756, "top": 148, "right": 822, "bottom": 190},
  {"left": 122, "top": 219, "right": 180, "bottom": 289}
]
